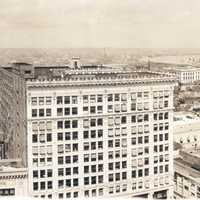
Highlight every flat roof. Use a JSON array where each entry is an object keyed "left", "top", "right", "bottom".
[
  {"left": 174, "top": 112, "right": 200, "bottom": 123},
  {"left": 26, "top": 69, "right": 177, "bottom": 88},
  {"left": 175, "top": 157, "right": 200, "bottom": 179}
]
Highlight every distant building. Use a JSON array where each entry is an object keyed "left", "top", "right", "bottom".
[
  {"left": 174, "top": 149, "right": 200, "bottom": 199},
  {"left": 173, "top": 66, "right": 200, "bottom": 84},
  {"left": 150, "top": 63, "right": 200, "bottom": 84}
]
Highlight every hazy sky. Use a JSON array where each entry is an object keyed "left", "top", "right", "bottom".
[{"left": 1, "top": 0, "right": 200, "bottom": 48}]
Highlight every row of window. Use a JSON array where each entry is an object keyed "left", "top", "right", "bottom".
[
  {"left": 33, "top": 169, "right": 53, "bottom": 178},
  {"left": 84, "top": 153, "right": 104, "bottom": 162},
  {"left": 57, "top": 96, "right": 78, "bottom": 104},
  {"left": 32, "top": 157, "right": 52, "bottom": 167},
  {"left": 57, "top": 191, "right": 78, "bottom": 199},
  {"left": 32, "top": 121, "right": 52, "bottom": 131},
  {"left": 84, "top": 188, "right": 103, "bottom": 198},
  {"left": 57, "top": 120, "right": 78, "bottom": 129},
  {"left": 154, "top": 154, "right": 169, "bottom": 163},
  {"left": 131, "top": 147, "right": 149, "bottom": 157},
  {"left": 83, "top": 141, "right": 103, "bottom": 151},
  {"left": 31, "top": 90, "right": 169, "bottom": 107},
  {"left": 32, "top": 129, "right": 168, "bottom": 145},
  {"left": 32, "top": 146, "right": 52, "bottom": 155},
  {"left": 32, "top": 133, "right": 52, "bottom": 143},
  {"left": 154, "top": 123, "right": 169, "bottom": 131},
  {"left": 108, "top": 127, "right": 128, "bottom": 137},
  {"left": 57, "top": 143, "right": 78, "bottom": 153},
  {"left": 31, "top": 119, "right": 169, "bottom": 133},
  {"left": 83, "top": 129, "right": 103, "bottom": 139},
  {"left": 58, "top": 155, "right": 78, "bottom": 165},
  {"left": 108, "top": 161, "right": 127, "bottom": 170},
  {"left": 32, "top": 109, "right": 51, "bottom": 117},
  {"left": 108, "top": 139, "right": 127, "bottom": 148},
  {"left": 130, "top": 102, "right": 149, "bottom": 111},
  {"left": 154, "top": 144, "right": 169, "bottom": 153},
  {"left": 131, "top": 136, "right": 149, "bottom": 145},
  {"left": 58, "top": 179, "right": 79, "bottom": 188},
  {"left": 82, "top": 118, "right": 103, "bottom": 128},
  {"left": 83, "top": 95, "right": 103, "bottom": 103},
  {"left": 83, "top": 105, "right": 103, "bottom": 114},
  {"left": 84, "top": 164, "right": 104, "bottom": 173},
  {"left": 83, "top": 175, "right": 104, "bottom": 185},
  {"left": 58, "top": 167, "right": 79, "bottom": 176},
  {"left": 109, "top": 184, "right": 127, "bottom": 194},
  {"left": 131, "top": 157, "right": 149, "bottom": 167},
  {"left": 132, "top": 168, "right": 149, "bottom": 178},
  {"left": 57, "top": 131, "right": 78, "bottom": 141},
  {"left": 154, "top": 164, "right": 169, "bottom": 174},
  {"left": 31, "top": 96, "right": 52, "bottom": 106},
  {"left": 154, "top": 112, "right": 169, "bottom": 121},
  {"left": 153, "top": 100, "right": 169, "bottom": 109},
  {"left": 108, "top": 149, "right": 127, "bottom": 159},
  {"left": 154, "top": 133, "right": 168, "bottom": 142},
  {"left": 132, "top": 177, "right": 169, "bottom": 191},
  {"left": 57, "top": 107, "right": 78, "bottom": 116},
  {"left": 0, "top": 189, "right": 15, "bottom": 196},
  {"left": 108, "top": 172, "right": 127, "bottom": 182},
  {"left": 33, "top": 181, "right": 53, "bottom": 191}
]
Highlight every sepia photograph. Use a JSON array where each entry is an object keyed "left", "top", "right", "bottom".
[{"left": 0, "top": 0, "right": 200, "bottom": 199}]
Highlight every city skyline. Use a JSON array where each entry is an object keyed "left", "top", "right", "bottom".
[{"left": 1, "top": 0, "right": 200, "bottom": 48}]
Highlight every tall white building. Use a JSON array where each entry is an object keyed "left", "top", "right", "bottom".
[{"left": 26, "top": 67, "right": 177, "bottom": 199}]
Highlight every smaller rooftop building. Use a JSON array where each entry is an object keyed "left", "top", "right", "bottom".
[{"left": 174, "top": 149, "right": 200, "bottom": 199}]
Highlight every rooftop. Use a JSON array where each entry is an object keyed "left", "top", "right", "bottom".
[
  {"left": 173, "top": 65, "right": 200, "bottom": 72},
  {"left": 174, "top": 111, "right": 200, "bottom": 123},
  {"left": 26, "top": 69, "right": 177, "bottom": 88},
  {"left": 175, "top": 149, "right": 200, "bottom": 181},
  {"left": 175, "top": 157, "right": 200, "bottom": 180}
]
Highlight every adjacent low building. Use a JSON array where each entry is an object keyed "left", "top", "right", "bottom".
[
  {"left": 173, "top": 112, "right": 200, "bottom": 148},
  {"left": 174, "top": 149, "right": 200, "bottom": 199},
  {"left": 0, "top": 160, "right": 28, "bottom": 197}
]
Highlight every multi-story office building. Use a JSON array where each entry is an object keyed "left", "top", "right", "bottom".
[{"left": 26, "top": 66, "right": 177, "bottom": 199}]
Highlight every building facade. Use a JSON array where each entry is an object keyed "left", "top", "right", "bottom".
[
  {"left": 0, "top": 67, "right": 27, "bottom": 166},
  {"left": 26, "top": 69, "right": 176, "bottom": 199},
  {"left": 174, "top": 67, "right": 200, "bottom": 84}
]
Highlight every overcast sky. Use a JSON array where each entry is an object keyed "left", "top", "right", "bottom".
[{"left": 1, "top": 0, "right": 200, "bottom": 48}]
